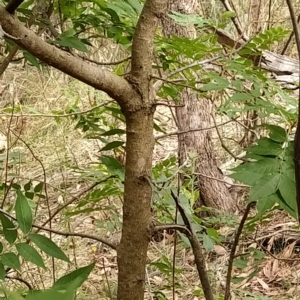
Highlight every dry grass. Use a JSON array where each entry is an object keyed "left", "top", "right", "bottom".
[
  {"left": 1, "top": 1, "right": 300, "bottom": 298},
  {"left": 0, "top": 67, "right": 297, "bottom": 300}
]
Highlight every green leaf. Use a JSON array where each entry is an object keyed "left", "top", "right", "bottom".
[
  {"left": 100, "top": 129, "right": 125, "bottom": 136},
  {"left": 100, "top": 141, "right": 124, "bottom": 151},
  {"left": 16, "top": 243, "right": 46, "bottom": 269},
  {"left": 126, "top": 0, "right": 142, "bottom": 14},
  {"left": 100, "top": 155, "right": 124, "bottom": 178},
  {"left": 222, "top": 11, "right": 236, "bottom": 18},
  {"left": 54, "top": 36, "right": 88, "bottom": 52},
  {"left": 256, "top": 193, "right": 278, "bottom": 215},
  {"left": 0, "top": 242, "right": 2, "bottom": 254},
  {"left": 25, "top": 284, "right": 76, "bottom": 300},
  {"left": 232, "top": 158, "right": 279, "bottom": 175},
  {"left": 202, "top": 234, "right": 214, "bottom": 251},
  {"left": 53, "top": 263, "right": 95, "bottom": 290},
  {"left": 1, "top": 252, "right": 21, "bottom": 271},
  {"left": 34, "top": 182, "right": 43, "bottom": 193},
  {"left": 230, "top": 171, "right": 262, "bottom": 186},
  {"left": 233, "top": 258, "right": 248, "bottom": 269},
  {"left": 246, "top": 138, "right": 283, "bottom": 156},
  {"left": 15, "top": 190, "right": 33, "bottom": 234},
  {"left": 24, "top": 181, "right": 32, "bottom": 191},
  {"left": 202, "top": 82, "right": 226, "bottom": 91},
  {"left": 230, "top": 92, "right": 255, "bottom": 102},
  {"left": 0, "top": 213, "right": 17, "bottom": 244},
  {"left": 29, "top": 233, "right": 70, "bottom": 262},
  {"left": 263, "top": 124, "right": 287, "bottom": 142},
  {"left": 0, "top": 263, "right": 5, "bottom": 280},
  {"left": 23, "top": 51, "right": 40, "bottom": 69},
  {"left": 248, "top": 174, "right": 280, "bottom": 202},
  {"left": 278, "top": 175, "right": 297, "bottom": 216}
]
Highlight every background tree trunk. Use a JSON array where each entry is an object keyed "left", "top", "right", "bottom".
[{"left": 162, "top": 0, "right": 236, "bottom": 213}]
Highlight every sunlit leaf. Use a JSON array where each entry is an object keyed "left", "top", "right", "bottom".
[
  {"left": 1, "top": 252, "right": 21, "bottom": 271},
  {"left": 15, "top": 190, "right": 33, "bottom": 234},
  {"left": 16, "top": 243, "right": 46, "bottom": 269},
  {"left": 29, "top": 234, "right": 70, "bottom": 262}
]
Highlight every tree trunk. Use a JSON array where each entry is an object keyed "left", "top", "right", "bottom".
[
  {"left": 0, "top": 2, "right": 166, "bottom": 300},
  {"left": 117, "top": 108, "right": 155, "bottom": 300},
  {"left": 162, "top": 0, "right": 236, "bottom": 212}
]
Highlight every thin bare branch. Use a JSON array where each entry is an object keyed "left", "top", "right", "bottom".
[
  {"left": 219, "top": 0, "right": 248, "bottom": 41},
  {"left": 40, "top": 177, "right": 115, "bottom": 228},
  {"left": 156, "top": 118, "right": 236, "bottom": 140},
  {"left": 285, "top": 0, "right": 300, "bottom": 223},
  {"left": 193, "top": 172, "right": 249, "bottom": 188},
  {"left": 224, "top": 203, "right": 253, "bottom": 300},
  {"left": 0, "top": 208, "right": 117, "bottom": 250},
  {"left": 170, "top": 190, "right": 214, "bottom": 300},
  {"left": 0, "top": 100, "right": 114, "bottom": 118}
]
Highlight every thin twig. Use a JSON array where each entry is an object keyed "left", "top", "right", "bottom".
[
  {"left": 1, "top": 91, "right": 16, "bottom": 209},
  {"left": 281, "top": 14, "right": 300, "bottom": 55},
  {"left": 219, "top": 0, "right": 248, "bottom": 41},
  {"left": 286, "top": 0, "right": 300, "bottom": 223},
  {"left": 40, "top": 177, "right": 114, "bottom": 228},
  {"left": 0, "top": 100, "right": 114, "bottom": 118},
  {"left": 193, "top": 172, "right": 249, "bottom": 188},
  {"left": 170, "top": 190, "right": 214, "bottom": 300},
  {"left": 156, "top": 118, "right": 237, "bottom": 140},
  {"left": 11, "top": 131, "right": 56, "bottom": 282},
  {"left": 0, "top": 208, "right": 117, "bottom": 250},
  {"left": 224, "top": 203, "right": 253, "bottom": 300},
  {"left": 154, "top": 224, "right": 191, "bottom": 235},
  {"left": 80, "top": 55, "right": 131, "bottom": 66},
  {"left": 5, "top": 275, "right": 32, "bottom": 290},
  {"left": 103, "top": 257, "right": 113, "bottom": 300},
  {"left": 211, "top": 113, "right": 249, "bottom": 162}
]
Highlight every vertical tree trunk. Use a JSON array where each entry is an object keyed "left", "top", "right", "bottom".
[
  {"left": 162, "top": 0, "right": 236, "bottom": 212},
  {"left": 117, "top": 108, "right": 155, "bottom": 300},
  {"left": 116, "top": 1, "right": 166, "bottom": 299}
]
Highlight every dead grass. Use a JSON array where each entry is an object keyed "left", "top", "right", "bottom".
[
  {"left": 0, "top": 64, "right": 298, "bottom": 300},
  {"left": 2, "top": 1, "right": 300, "bottom": 294}
]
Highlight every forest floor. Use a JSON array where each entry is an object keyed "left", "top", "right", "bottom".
[{"left": 1, "top": 66, "right": 300, "bottom": 300}]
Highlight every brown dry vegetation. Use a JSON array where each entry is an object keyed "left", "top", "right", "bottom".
[
  {"left": 2, "top": 0, "right": 300, "bottom": 299},
  {"left": 0, "top": 66, "right": 299, "bottom": 300}
]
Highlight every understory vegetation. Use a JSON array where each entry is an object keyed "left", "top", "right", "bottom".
[{"left": 1, "top": 0, "right": 300, "bottom": 299}]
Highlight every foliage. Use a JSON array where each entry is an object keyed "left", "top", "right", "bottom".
[
  {"left": 0, "top": 0, "right": 298, "bottom": 299},
  {"left": 230, "top": 125, "right": 297, "bottom": 218},
  {"left": 0, "top": 182, "right": 95, "bottom": 299}
]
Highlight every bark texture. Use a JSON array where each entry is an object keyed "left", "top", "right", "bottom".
[
  {"left": 162, "top": 0, "right": 236, "bottom": 212},
  {"left": 116, "top": 1, "right": 167, "bottom": 299}
]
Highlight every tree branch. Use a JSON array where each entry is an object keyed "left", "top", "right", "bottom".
[
  {"left": 224, "top": 203, "right": 252, "bottom": 300},
  {"left": 5, "top": 0, "right": 24, "bottom": 14},
  {"left": 170, "top": 190, "right": 214, "bottom": 300},
  {"left": 0, "top": 7, "right": 135, "bottom": 109},
  {"left": 0, "top": 208, "right": 117, "bottom": 250},
  {"left": 286, "top": 0, "right": 300, "bottom": 223}
]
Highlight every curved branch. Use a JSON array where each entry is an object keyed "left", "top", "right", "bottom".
[
  {"left": 5, "top": 275, "right": 32, "bottom": 289},
  {"left": 5, "top": 0, "right": 24, "bottom": 14},
  {"left": 0, "top": 7, "right": 135, "bottom": 109}
]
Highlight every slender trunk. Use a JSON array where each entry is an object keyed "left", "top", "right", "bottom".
[
  {"left": 116, "top": 1, "right": 166, "bottom": 298},
  {"left": 117, "top": 108, "right": 155, "bottom": 300},
  {"left": 162, "top": 0, "right": 236, "bottom": 212}
]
